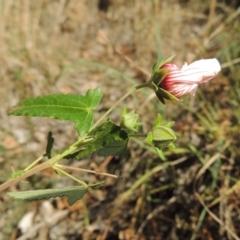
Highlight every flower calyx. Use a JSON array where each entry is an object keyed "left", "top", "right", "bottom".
[
  {"left": 120, "top": 106, "right": 141, "bottom": 132},
  {"left": 145, "top": 114, "right": 176, "bottom": 149},
  {"left": 149, "top": 56, "right": 179, "bottom": 104}
]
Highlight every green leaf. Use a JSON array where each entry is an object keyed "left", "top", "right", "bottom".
[
  {"left": 8, "top": 186, "right": 88, "bottom": 206},
  {"left": 44, "top": 132, "right": 54, "bottom": 159},
  {"left": 8, "top": 88, "right": 103, "bottom": 136},
  {"left": 97, "top": 139, "right": 128, "bottom": 157},
  {"left": 66, "top": 120, "right": 129, "bottom": 159}
]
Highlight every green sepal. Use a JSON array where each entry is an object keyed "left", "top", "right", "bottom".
[
  {"left": 152, "top": 61, "right": 163, "bottom": 73},
  {"left": 155, "top": 147, "right": 166, "bottom": 161},
  {"left": 145, "top": 132, "right": 153, "bottom": 145},
  {"left": 155, "top": 91, "right": 165, "bottom": 104},
  {"left": 156, "top": 88, "right": 179, "bottom": 101},
  {"left": 153, "top": 114, "right": 163, "bottom": 128},
  {"left": 152, "top": 56, "right": 175, "bottom": 74},
  {"left": 145, "top": 114, "right": 177, "bottom": 150},
  {"left": 149, "top": 56, "right": 180, "bottom": 104},
  {"left": 152, "top": 138, "right": 175, "bottom": 149},
  {"left": 152, "top": 126, "right": 176, "bottom": 142},
  {"left": 121, "top": 106, "right": 141, "bottom": 132},
  {"left": 162, "top": 55, "right": 175, "bottom": 65},
  {"left": 151, "top": 69, "right": 169, "bottom": 86},
  {"left": 168, "top": 142, "right": 176, "bottom": 149},
  {"left": 165, "top": 121, "right": 175, "bottom": 128}
]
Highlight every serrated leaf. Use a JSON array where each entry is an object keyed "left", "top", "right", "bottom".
[
  {"left": 8, "top": 88, "right": 103, "bottom": 136},
  {"left": 66, "top": 120, "right": 128, "bottom": 159},
  {"left": 97, "top": 140, "right": 128, "bottom": 157},
  {"left": 8, "top": 186, "right": 88, "bottom": 205}
]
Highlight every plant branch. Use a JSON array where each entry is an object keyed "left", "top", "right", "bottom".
[
  {"left": 56, "top": 164, "right": 119, "bottom": 179},
  {"left": 53, "top": 165, "right": 88, "bottom": 187},
  {"left": 90, "top": 87, "right": 136, "bottom": 131},
  {"left": 128, "top": 133, "right": 147, "bottom": 138},
  {"left": 0, "top": 135, "right": 87, "bottom": 192},
  {"left": 24, "top": 155, "right": 44, "bottom": 171}
]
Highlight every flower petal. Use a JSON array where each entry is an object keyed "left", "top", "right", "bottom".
[{"left": 158, "top": 58, "right": 221, "bottom": 99}]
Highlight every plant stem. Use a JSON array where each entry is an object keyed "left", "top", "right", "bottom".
[
  {"left": 135, "top": 82, "right": 152, "bottom": 90},
  {"left": 0, "top": 83, "right": 150, "bottom": 192},
  {"left": 53, "top": 166, "right": 88, "bottom": 187},
  {"left": 128, "top": 133, "right": 147, "bottom": 138},
  {"left": 90, "top": 87, "right": 136, "bottom": 131},
  {"left": 24, "top": 155, "right": 44, "bottom": 171},
  {"left": 0, "top": 135, "right": 87, "bottom": 192},
  {"left": 56, "top": 164, "right": 119, "bottom": 179},
  {"left": 90, "top": 83, "right": 149, "bottom": 131}
]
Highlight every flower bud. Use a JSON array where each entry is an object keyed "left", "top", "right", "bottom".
[
  {"left": 145, "top": 114, "right": 176, "bottom": 149},
  {"left": 121, "top": 107, "right": 141, "bottom": 132},
  {"left": 158, "top": 58, "right": 221, "bottom": 98}
]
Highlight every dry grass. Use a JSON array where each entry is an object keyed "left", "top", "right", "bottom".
[{"left": 0, "top": 0, "right": 240, "bottom": 239}]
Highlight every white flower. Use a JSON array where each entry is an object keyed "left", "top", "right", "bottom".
[{"left": 159, "top": 58, "right": 221, "bottom": 98}]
